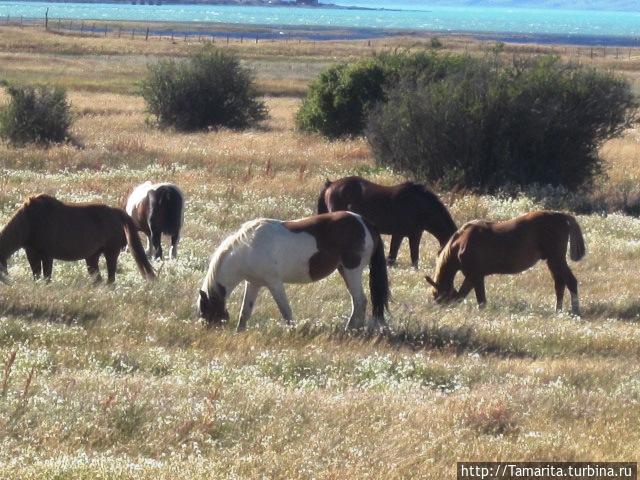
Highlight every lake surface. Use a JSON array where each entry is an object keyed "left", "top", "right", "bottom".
[{"left": 2, "top": 1, "right": 640, "bottom": 42}]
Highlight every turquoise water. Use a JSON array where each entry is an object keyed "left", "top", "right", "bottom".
[{"left": 1, "top": 1, "right": 640, "bottom": 38}]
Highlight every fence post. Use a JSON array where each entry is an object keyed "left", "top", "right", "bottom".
[
  {"left": 226, "top": 34, "right": 229, "bottom": 45},
  {"left": 145, "top": 26, "right": 149, "bottom": 40},
  {"left": 45, "top": 7, "right": 48, "bottom": 30},
  {"left": 104, "top": 26, "right": 107, "bottom": 37}
]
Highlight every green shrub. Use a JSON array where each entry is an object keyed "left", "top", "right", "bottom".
[
  {"left": 0, "top": 84, "right": 71, "bottom": 146},
  {"left": 296, "top": 60, "right": 387, "bottom": 138},
  {"left": 367, "top": 56, "right": 638, "bottom": 190},
  {"left": 296, "top": 51, "right": 477, "bottom": 138},
  {"left": 140, "top": 46, "right": 267, "bottom": 131}
]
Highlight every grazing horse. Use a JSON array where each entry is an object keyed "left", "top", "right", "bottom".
[
  {"left": 425, "top": 211, "right": 586, "bottom": 315},
  {"left": 198, "top": 211, "right": 390, "bottom": 332},
  {"left": 126, "top": 181, "right": 184, "bottom": 259},
  {"left": 317, "top": 176, "right": 457, "bottom": 267},
  {"left": 0, "top": 194, "right": 155, "bottom": 284}
]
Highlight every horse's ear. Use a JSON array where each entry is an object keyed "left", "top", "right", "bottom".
[
  {"left": 199, "top": 290, "right": 208, "bottom": 302},
  {"left": 425, "top": 275, "right": 438, "bottom": 288},
  {"left": 324, "top": 179, "right": 332, "bottom": 188}
]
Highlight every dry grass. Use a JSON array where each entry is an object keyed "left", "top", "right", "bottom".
[{"left": 1, "top": 26, "right": 640, "bottom": 479}]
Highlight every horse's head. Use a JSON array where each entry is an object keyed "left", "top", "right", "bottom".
[
  {"left": 425, "top": 275, "right": 457, "bottom": 304},
  {"left": 198, "top": 289, "right": 229, "bottom": 326}
]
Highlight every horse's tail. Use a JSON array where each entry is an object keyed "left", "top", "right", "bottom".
[
  {"left": 367, "top": 225, "right": 390, "bottom": 320},
  {"left": 317, "top": 179, "right": 331, "bottom": 214},
  {"left": 566, "top": 214, "right": 586, "bottom": 262},
  {"left": 157, "top": 186, "right": 184, "bottom": 236},
  {"left": 119, "top": 211, "right": 156, "bottom": 280}
]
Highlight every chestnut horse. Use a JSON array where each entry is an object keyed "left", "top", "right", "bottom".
[
  {"left": 126, "top": 181, "right": 184, "bottom": 260},
  {"left": 0, "top": 194, "right": 155, "bottom": 284},
  {"left": 425, "top": 211, "right": 586, "bottom": 314},
  {"left": 198, "top": 211, "right": 389, "bottom": 332},
  {"left": 317, "top": 176, "right": 457, "bottom": 267}
]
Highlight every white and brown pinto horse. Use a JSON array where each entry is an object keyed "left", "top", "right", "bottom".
[
  {"left": 126, "top": 181, "right": 184, "bottom": 260},
  {"left": 198, "top": 211, "right": 390, "bottom": 332},
  {"left": 425, "top": 211, "right": 586, "bottom": 315}
]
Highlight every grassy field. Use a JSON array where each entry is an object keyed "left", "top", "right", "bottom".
[{"left": 1, "top": 24, "right": 640, "bottom": 479}]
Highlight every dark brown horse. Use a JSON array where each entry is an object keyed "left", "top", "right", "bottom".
[
  {"left": 317, "top": 176, "right": 457, "bottom": 267},
  {"left": 0, "top": 194, "right": 155, "bottom": 284},
  {"left": 425, "top": 211, "right": 586, "bottom": 314}
]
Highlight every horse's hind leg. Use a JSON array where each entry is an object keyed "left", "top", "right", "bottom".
[
  {"left": 150, "top": 228, "right": 163, "bottom": 260},
  {"left": 42, "top": 256, "right": 53, "bottom": 282},
  {"left": 86, "top": 253, "right": 102, "bottom": 284},
  {"left": 547, "top": 259, "right": 566, "bottom": 311},
  {"left": 387, "top": 235, "right": 403, "bottom": 266},
  {"left": 237, "top": 281, "right": 261, "bottom": 332},
  {"left": 104, "top": 250, "right": 120, "bottom": 284},
  {"left": 549, "top": 257, "right": 579, "bottom": 315},
  {"left": 25, "top": 248, "right": 42, "bottom": 280},
  {"left": 408, "top": 231, "right": 422, "bottom": 268},
  {"left": 266, "top": 282, "right": 293, "bottom": 326},
  {"left": 473, "top": 276, "right": 486, "bottom": 307},
  {"left": 338, "top": 266, "right": 368, "bottom": 330},
  {"left": 169, "top": 233, "right": 180, "bottom": 259}
]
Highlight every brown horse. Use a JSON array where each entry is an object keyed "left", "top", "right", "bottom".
[
  {"left": 317, "top": 176, "right": 457, "bottom": 267},
  {"left": 0, "top": 194, "right": 155, "bottom": 284},
  {"left": 425, "top": 211, "right": 586, "bottom": 314}
]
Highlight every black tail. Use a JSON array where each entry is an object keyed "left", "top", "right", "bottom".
[
  {"left": 120, "top": 211, "right": 156, "bottom": 280},
  {"left": 368, "top": 227, "right": 390, "bottom": 320},
  {"left": 156, "top": 185, "right": 184, "bottom": 236},
  {"left": 316, "top": 179, "right": 331, "bottom": 214}
]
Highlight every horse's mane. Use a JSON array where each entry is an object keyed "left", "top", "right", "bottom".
[
  {"left": 204, "top": 218, "right": 273, "bottom": 295},
  {"left": 433, "top": 232, "right": 457, "bottom": 285},
  {"left": 0, "top": 198, "right": 36, "bottom": 259}
]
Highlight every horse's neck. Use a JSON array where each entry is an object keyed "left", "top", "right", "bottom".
[
  {"left": 0, "top": 210, "right": 28, "bottom": 260},
  {"left": 208, "top": 252, "right": 243, "bottom": 300},
  {"left": 436, "top": 249, "right": 460, "bottom": 289}
]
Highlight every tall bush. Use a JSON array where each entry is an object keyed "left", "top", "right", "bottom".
[
  {"left": 141, "top": 47, "right": 267, "bottom": 131},
  {"left": 367, "top": 56, "right": 637, "bottom": 190},
  {"left": 0, "top": 84, "right": 71, "bottom": 146},
  {"left": 296, "top": 51, "right": 478, "bottom": 139}
]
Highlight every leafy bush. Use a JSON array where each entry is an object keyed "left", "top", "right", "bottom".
[
  {"left": 0, "top": 84, "right": 71, "bottom": 146},
  {"left": 296, "top": 51, "right": 477, "bottom": 138},
  {"left": 141, "top": 47, "right": 267, "bottom": 131},
  {"left": 296, "top": 60, "right": 387, "bottom": 138},
  {"left": 367, "top": 56, "right": 638, "bottom": 190}
]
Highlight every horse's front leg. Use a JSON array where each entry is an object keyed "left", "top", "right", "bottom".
[
  {"left": 267, "top": 282, "right": 293, "bottom": 326},
  {"left": 169, "top": 233, "right": 180, "bottom": 260},
  {"left": 25, "top": 248, "right": 42, "bottom": 280},
  {"left": 387, "top": 235, "right": 403, "bottom": 266},
  {"left": 456, "top": 276, "right": 474, "bottom": 301},
  {"left": 237, "top": 282, "right": 261, "bottom": 333}
]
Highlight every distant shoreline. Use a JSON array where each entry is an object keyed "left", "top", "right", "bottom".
[{"left": 18, "top": 17, "right": 640, "bottom": 47}]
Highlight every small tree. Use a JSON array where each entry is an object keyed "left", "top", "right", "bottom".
[
  {"left": 367, "top": 56, "right": 637, "bottom": 190},
  {"left": 0, "top": 84, "right": 71, "bottom": 146},
  {"left": 141, "top": 47, "right": 267, "bottom": 131}
]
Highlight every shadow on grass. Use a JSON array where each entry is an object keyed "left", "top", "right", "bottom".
[
  {"left": 266, "top": 319, "right": 533, "bottom": 358},
  {"left": 0, "top": 299, "right": 100, "bottom": 326},
  {"left": 583, "top": 301, "right": 640, "bottom": 322}
]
